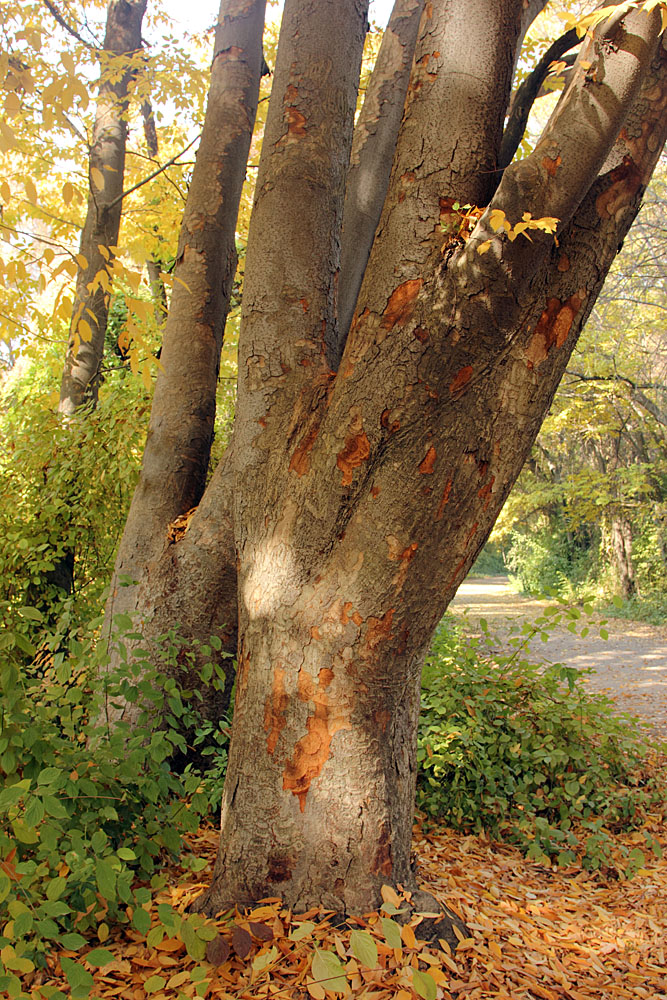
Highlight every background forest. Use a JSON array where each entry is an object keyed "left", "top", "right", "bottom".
[{"left": 0, "top": 1, "right": 666, "bottom": 997}]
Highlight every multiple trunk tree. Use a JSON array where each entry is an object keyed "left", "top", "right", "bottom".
[{"left": 104, "top": 0, "right": 667, "bottom": 918}]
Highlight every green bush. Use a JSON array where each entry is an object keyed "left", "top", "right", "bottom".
[
  {"left": 417, "top": 613, "right": 665, "bottom": 872},
  {"left": 0, "top": 609, "right": 230, "bottom": 987}
]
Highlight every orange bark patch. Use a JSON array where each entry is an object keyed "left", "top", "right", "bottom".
[
  {"left": 372, "top": 824, "right": 393, "bottom": 877},
  {"left": 449, "top": 365, "right": 473, "bottom": 396},
  {"left": 364, "top": 609, "right": 395, "bottom": 652},
  {"left": 557, "top": 254, "right": 570, "bottom": 272},
  {"left": 310, "top": 626, "right": 321, "bottom": 640},
  {"left": 214, "top": 45, "right": 243, "bottom": 63},
  {"left": 283, "top": 668, "right": 349, "bottom": 811},
  {"left": 393, "top": 543, "right": 418, "bottom": 591},
  {"left": 289, "top": 421, "right": 319, "bottom": 478},
  {"left": 446, "top": 555, "right": 468, "bottom": 591},
  {"left": 542, "top": 154, "right": 561, "bottom": 177},
  {"left": 419, "top": 446, "right": 437, "bottom": 474},
  {"left": 263, "top": 668, "right": 288, "bottom": 756},
  {"left": 596, "top": 156, "right": 643, "bottom": 219},
  {"left": 341, "top": 602, "right": 363, "bottom": 627},
  {"left": 414, "top": 326, "right": 429, "bottom": 343},
  {"left": 435, "top": 478, "right": 453, "bottom": 522},
  {"left": 285, "top": 107, "right": 307, "bottom": 137},
  {"left": 380, "top": 279, "right": 422, "bottom": 331},
  {"left": 477, "top": 475, "right": 496, "bottom": 509},
  {"left": 337, "top": 414, "right": 370, "bottom": 486},
  {"left": 465, "top": 522, "right": 479, "bottom": 548},
  {"left": 375, "top": 709, "right": 390, "bottom": 732},
  {"left": 371, "top": 485, "right": 380, "bottom": 498},
  {"left": 525, "top": 293, "right": 584, "bottom": 369},
  {"left": 299, "top": 298, "right": 309, "bottom": 313}
]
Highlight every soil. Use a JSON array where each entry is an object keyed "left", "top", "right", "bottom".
[{"left": 449, "top": 575, "right": 667, "bottom": 743}]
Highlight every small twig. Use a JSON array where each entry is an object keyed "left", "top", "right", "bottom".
[
  {"left": 42, "top": 0, "right": 96, "bottom": 50},
  {"left": 107, "top": 133, "right": 201, "bottom": 209}
]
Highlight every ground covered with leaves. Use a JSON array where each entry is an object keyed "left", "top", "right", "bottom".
[{"left": 23, "top": 800, "right": 667, "bottom": 1000}]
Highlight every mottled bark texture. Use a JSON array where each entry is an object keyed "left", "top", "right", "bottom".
[
  {"left": 105, "top": 0, "right": 666, "bottom": 917},
  {"left": 106, "top": 0, "right": 267, "bottom": 646},
  {"left": 59, "top": 0, "right": 147, "bottom": 415},
  {"left": 195, "top": 5, "right": 665, "bottom": 918}
]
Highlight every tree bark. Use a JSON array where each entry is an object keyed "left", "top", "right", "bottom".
[
  {"left": 337, "top": 0, "right": 424, "bottom": 354},
  {"left": 106, "top": 0, "right": 267, "bottom": 635},
  {"left": 59, "top": 0, "right": 147, "bottom": 415},
  {"left": 194, "top": 3, "right": 665, "bottom": 918},
  {"left": 610, "top": 516, "right": 637, "bottom": 598}
]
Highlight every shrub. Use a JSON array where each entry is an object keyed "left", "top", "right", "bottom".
[
  {"left": 417, "top": 612, "right": 665, "bottom": 873},
  {"left": 0, "top": 609, "right": 230, "bottom": 984}
]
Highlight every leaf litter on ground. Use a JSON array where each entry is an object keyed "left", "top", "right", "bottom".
[{"left": 23, "top": 795, "right": 667, "bottom": 1000}]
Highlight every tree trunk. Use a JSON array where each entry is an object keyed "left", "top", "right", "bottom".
[
  {"left": 102, "top": 0, "right": 666, "bottom": 919},
  {"left": 59, "top": 0, "right": 147, "bottom": 415},
  {"left": 105, "top": 0, "right": 267, "bottom": 637},
  {"left": 610, "top": 515, "right": 637, "bottom": 598}
]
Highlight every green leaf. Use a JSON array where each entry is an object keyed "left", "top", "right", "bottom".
[
  {"left": 412, "top": 967, "right": 437, "bottom": 1000},
  {"left": 132, "top": 907, "right": 151, "bottom": 935},
  {"left": 85, "top": 948, "right": 115, "bottom": 967},
  {"left": 349, "top": 929, "right": 377, "bottom": 969},
  {"left": 144, "top": 974, "right": 166, "bottom": 993},
  {"left": 380, "top": 917, "right": 402, "bottom": 949},
  {"left": 60, "top": 932, "right": 87, "bottom": 950},
  {"left": 95, "top": 858, "right": 117, "bottom": 901},
  {"left": 37, "top": 767, "right": 62, "bottom": 785},
  {"left": 61, "top": 956, "right": 94, "bottom": 999},
  {"left": 289, "top": 920, "right": 315, "bottom": 941},
  {"left": 311, "top": 948, "right": 348, "bottom": 994}
]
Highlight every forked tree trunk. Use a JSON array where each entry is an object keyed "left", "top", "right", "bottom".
[
  {"left": 59, "top": 0, "right": 147, "bottom": 415},
  {"left": 104, "top": 0, "right": 666, "bottom": 919},
  {"left": 194, "top": 5, "right": 665, "bottom": 918}
]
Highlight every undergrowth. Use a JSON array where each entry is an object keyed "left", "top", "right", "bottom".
[
  {"left": 1, "top": 599, "right": 665, "bottom": 996},
  {"left": 417, "top": 610, "right": 666, "bottom": 873}
]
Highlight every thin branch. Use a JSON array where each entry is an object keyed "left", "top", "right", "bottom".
[
  {"left": 106, "top": 133, "right": 201, "bottom": 210},
  {"left": 42, "top": 0, "right": 97, "bottom": 50},
  {"left": 499, "top": 27, "right": 580, "bottom": 170}
]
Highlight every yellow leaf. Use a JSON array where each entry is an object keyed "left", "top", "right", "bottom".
[
  {"left": 97, "top": 244, "right": 110, "bottom": 260},
  {"left": 142, "top": 363, "right": 152, "bottom": 391},
  {"left": 62, "top": 182, "right": 74, "bottom": 205},
  {"left": 489, "top": 939, "right": 502, "bottom": 960},
  {"left": 24, "top": 178, "right": 37, "bottom": 203},
  {"left": 380, "top": 885, "right": 402, "bottom": 908},
  {"left": 401, "top": 924, "right": 417, "bottom": 949},
  {"left": 129, "top": 348, "right": 139, "bottom": 376},
  {"left": 91, "top": 167, "right": 105, "bottom": 190},
  {"left": 75, "top": 253, "right": 88, "bottom": 270},
  {"left": 4, "top": 92, "right": 20, "bottom": 117},
  {"left": 0, "top": 181, "right": 11, "bottom": 204},
  {"left": 0, "top": 121, "right": 16, "bottom": 151},
  {"left": 78, "top": 319, "right": 93, "bottom": 342},
  {"left": 489, "top": 209, "right": 509, "bottom": 233},
  {"left": 61, "top": 52, "right": 76, "bottom": 74},
  {"left": 477, "top": 239, "right": 492, "bottom": 255}
]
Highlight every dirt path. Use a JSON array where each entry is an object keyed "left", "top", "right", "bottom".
[{"left": 449, "top": 576, "right": 667, "bottom": 743}]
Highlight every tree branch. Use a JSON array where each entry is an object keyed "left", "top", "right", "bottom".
[
  {"left": 42, "top": 0, "right": 96, "bottom": 50},
  {"left": 499, "top": 28, "right": 580, "bottom": 171},
  {"left": 106, "top": 133, "right": 201, "bottom": 209}
]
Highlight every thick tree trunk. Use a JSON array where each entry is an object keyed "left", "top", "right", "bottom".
[
  {"left": 194, "top": 6, "right": 665, "bottom": 919},
  {"left": 59, "top": 0, "right": 147, "bottom": 415}
]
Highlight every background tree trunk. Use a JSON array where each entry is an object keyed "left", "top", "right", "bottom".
[{"left": 59, "top": 0, "right": 147, "bottom": 415}]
